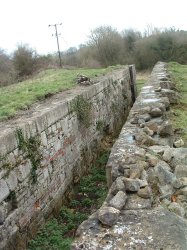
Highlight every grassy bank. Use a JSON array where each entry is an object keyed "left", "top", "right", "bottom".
[
  {"left": 0, "top": 67, "right": 118, "bottom": 121},
  {"left": 28, "top": 151, "right": 109, "bottom": 250},
  {"left": 0, "top": 65, "right": 149, "bottom": 121},
  {"left": 168, "top": 62, "right": 187, "bottom": 145}
]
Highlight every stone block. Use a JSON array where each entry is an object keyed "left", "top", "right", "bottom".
[
  {"left": 125, "top": 194, "right": 152, "bottom": 210},
  {"left": 7, "top": 153, "right": 16, "bottom": 166},
  {"left": 54, "top": 139, "right": 61, "bottom": 152},
  {"left": 43, "top": 167, "right": 49, "bottom": 180},
  {"left": 15, "top": 163, "right": 31, "bottom": 182},
  {"left": 174, "top": 165, "right": 187, "bottom": 178},
  {"left": 123, "top": 178, "right": 141, "bottom": 192},
  {"left": 0, "top": 202, "right": 8, "bottom": 225},
  {"left": 158, "top": 184, "right": 174, "bottom": 199},
  {"left": 150, "top": 108, "right": 162, "bottom": 117},
  {"left": 155, "top": 161, "right": 176, "bottom": 185},
  {"left": 0, "top": 179, "right": 10, "bottom": 203},
  {"left": 5, "top": 130, "right": 18, "bottom": 154},
  {"left": 146, "top": 121, "right": 159, "bottom": 133},
  {"left": 109, "top": 191, "right": 127, "bottom": 210},
  {"left": 162, "top": 148, "right": 173, "bottom": 162},
  {"left": 0, "top": 135, "right": 8, "bottom": 155},
  {"left": 146, "top": 153, "right": 159, "bottom": 167},
  {"left": 161, "top": 89, "right": 179, "bottom": 104},
  {"left": 41, "top": 131, "right": 48, "bottom": 146},
  {"left": 5, "top": 171, "right": 18, "bottom": 191},
  {"left": 98, "top": 206, "right": 120, "bottom": 226},
  {"left": 173, "top": 177, "right": 187, "bottom": 189},
  {"left": 168, "top": 202, "right": 185, "bottom": 217},
  {"left": 158, "top": 121, "right": 173, "bottom": 136},
  {"left": 137, "top": 186, "right": 152, "bottom": 199},
  {"left": 110, "top": 177, "right": 126, "bottom": 195},
  {"left": 176, "top": 186, "right": 187, "bottom": 196},
  {"left": 35, "top": 114, "right": 48, "bottom": 133},
  {"left": 174, "top": 139, "right": 184, "bottom": 148}
]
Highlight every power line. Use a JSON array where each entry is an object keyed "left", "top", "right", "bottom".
[{"left": 48, "top": 23, "right": 62, "bottom": 67}]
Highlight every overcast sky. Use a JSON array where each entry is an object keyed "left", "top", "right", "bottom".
[{"left": 1, "top": 0, "right": 186, "bottom": 55}]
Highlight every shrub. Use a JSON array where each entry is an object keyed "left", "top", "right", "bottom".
[
  {"left": 0, "top": 49, "right": 15, "bottom": 86},
  {"left": 13, "top": 44, "right": 38, "bottom": 79}
]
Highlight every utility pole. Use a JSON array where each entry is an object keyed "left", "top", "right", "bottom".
[{"left": 48, "top": 23, "right": 62, "bottom": 67}]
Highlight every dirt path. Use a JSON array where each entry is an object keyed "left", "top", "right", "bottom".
[{"left": 0, "top": 71, "right": 118, "bottom": 133}]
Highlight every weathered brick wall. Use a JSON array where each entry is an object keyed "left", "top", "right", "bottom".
[{"left": 0, "top": 67, "right": 134, "bottom": 249}]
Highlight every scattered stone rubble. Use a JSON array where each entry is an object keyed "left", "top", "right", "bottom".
[
  {"left": 72, "top": 62, "right": 187, "bottom": 249},
  {"left": 76, "top": 74, "right": 93, "bottom": 85}
]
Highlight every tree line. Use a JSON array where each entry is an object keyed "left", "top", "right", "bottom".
[{"left": 0, "top": 26, "right": 187, "bottom": 87}]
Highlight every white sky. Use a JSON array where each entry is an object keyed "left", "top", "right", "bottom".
[{"left": 0, "top": 0, "right": 187, "bottom": 55}]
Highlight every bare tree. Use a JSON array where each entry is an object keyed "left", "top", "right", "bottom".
[{"left": 89, "top": 26, "right": 124, "bottom": 66}]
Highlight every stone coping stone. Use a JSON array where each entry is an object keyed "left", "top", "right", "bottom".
[{"left": 72, "top": 207, "right": 187, "bottom": 250}]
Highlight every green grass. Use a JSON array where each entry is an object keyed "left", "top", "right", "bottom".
[
  {"left": 0, "top": 67, "right": 117, "bottom": 121},
  {"left": 28, "top": 151, "right": 109, "bottom": 250},
  {"left": 136, "top": 79, "right": 145, "bottom": 94},
  {"left": 136, "top": 71, "right": 150, "bottom": 94},
  {"left": 28, "top": 218, "right": 73, "bottom": 250},
  {"left": 168, "top": 62, "right": 187, "bottom": 145}
]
